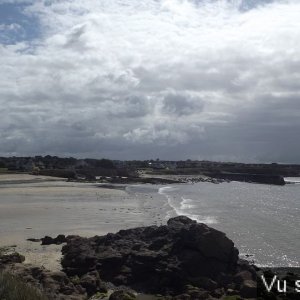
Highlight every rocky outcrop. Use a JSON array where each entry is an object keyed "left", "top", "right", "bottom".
[
  {"left": 2, "top": 216, "right": 260, "bottom": 299},
  {"left": 61, "top": 216, "right": 255, "bottom": 298},
  {"left": 209, "top": 173, "right": 286, "bottom": 185},
  {"left": 41, "top": 234, "right": 67, "bottom": 245}
]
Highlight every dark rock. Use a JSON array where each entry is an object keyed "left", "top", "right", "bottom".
[
  {"left": 0, "top": 252, "right": 25, "bottom": 265},
  {"left": 41, "top": 236, "right": 55, "bottom": 245},
  {"left": 27, "top": 238, "right": 41, "bottom": 242},
  {"left": 41, "top": 234, "right": 67, "bottom": 245},
  {"left": 79, "top": 270, "right": 107, "bottom": 296},
  {"left": 234, "top": 270, "right": 253, "bottom": 286},
  {"left": 187, "top": 290, "right": 210, "bottom": 299},
  {"left": 240, "top": 279, "right": 257, "bottom": 298},
  {"left": 109, "top": 290, "right": 136, "bottom": 300},
  {"left": 62, "top": 216, "right": 239, "bottom": 294},
  {"left": 185, "top": 285, "right": 210, "bottom": 299},
  {"left": 167, "top": 216, "right": 196, "bottom": 226},
  {"left": 56, "top": 234, "right": 67, "bottom": 244},
  {"left": 226, "top": 283, "right": 236, "bottom": 290},
  {"left": 211, "top": 287, "right": 224, "bottom": 298},
  {"left": 227, "top": 288, "right": 239, "bottom": 296},
  {"left": 189, "top": 277, "right": 218, "bottom": 291},
  {"left": 50, "top": 271, "right": 67, "bottom": 282},
  {"left": 174, "top": 294, "right": 191, "bottom": 300}
]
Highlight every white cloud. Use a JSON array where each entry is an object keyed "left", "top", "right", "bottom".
[{"left": 0, "top": 0, "right": 300, "bottom": 161}]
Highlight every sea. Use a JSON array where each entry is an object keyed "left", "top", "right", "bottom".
[
  {"left": 0, "top": 176, "right": 299, "bottom": 268},
  {"left": 152, "top": 179, "right": 300, "bottom": 267}
]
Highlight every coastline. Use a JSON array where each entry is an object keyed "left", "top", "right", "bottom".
[
  {"left": 2, "top": 216, "right": 299, "bottom": 300},
  {"left": 0, "top": 174, "right": 299, "bottom": 271},
  {"left": 0, "top": 175, "right": 169, "bottom": 271}
]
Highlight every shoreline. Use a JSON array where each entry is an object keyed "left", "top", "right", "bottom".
[
  {"left": 1, "top": 217, "right": 299, "bottom": 300},
  {"left": 0, "top": 174, "right": 171, "bottom": 271},
  {"left": 0, "top": 174, "right": 298, "bottom": 271}
]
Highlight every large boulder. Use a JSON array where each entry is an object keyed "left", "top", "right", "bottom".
[{"left": 62, "top": 216, "right": 239, "bottom": 294}]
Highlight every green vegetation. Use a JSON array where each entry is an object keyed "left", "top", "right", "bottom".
[{"left": 0, "top": 272, "right": 47, "bottom": 300}]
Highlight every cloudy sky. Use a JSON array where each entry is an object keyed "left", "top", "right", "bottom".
[{"left": 0, "top": 0, "right": 300, "bottom": 162}]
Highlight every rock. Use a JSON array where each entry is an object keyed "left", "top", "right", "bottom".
[
  {"left": 226, "top": 288, "right": 239, "bottom": 296},
  {"left": 56, "top": 234, "right": 67, "bottom": 244},
  {"left": 27, "top": 238, "right": 41, "bottom": 242},
  {"left": 234, "top": 270, "right": 253, "bottom": 285},
  {"left": 189, "top": 277, "right": 218, "bottom": 291},
  {"left": 50, "top": 271, "right": 67, "bottom": 282},
  {"left": 41, "top": 234, "right": 67, "bottom": 245},
  {"left": 240, "top": 280, "right": 257, "bottom": 298},
  {"left": 109, "top": 290, "right": 136, "bottom": 300},
  {"left": 211, "top": 288, "right": 224, "bottom": 298},
  {"left": 167, "top": 216, "right": 196, "bottom": 226},
  {"left": 62, "top": 216, "right": 239, "bottom": 295},
  {"left": 174, "top": 293, "right": 191, "bottom": 300},
  {"left": 79, "top": 271, "right": 107, "bottom": 296},
  {"left": 187, "top": 290, "right": 210, "bottom": 299},
  {"left": 41, "top": 236, "right": 55, "bottom": 245},
  {"left": 0, "top": 252, "right": 25, "bottom": 265}
]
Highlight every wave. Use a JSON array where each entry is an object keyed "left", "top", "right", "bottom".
[
  {"left": 284, "top": 177, "right": 300, "bottom": 184},
  {"left": 180, "top": 197, "right": 197, "bottom": 210},
  {"left": 158, "top": 186, "right": 218, "bottom": 224},
  {"left": 158, "top": 186, "right": 178, "bottom": 194}
]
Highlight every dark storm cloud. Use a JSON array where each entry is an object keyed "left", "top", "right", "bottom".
[
  {"left": 162, "top": 92, "right": 205, "bottom": 116},
  {"left": 0, "top": 0, "right": 300, "bottom": 162}
]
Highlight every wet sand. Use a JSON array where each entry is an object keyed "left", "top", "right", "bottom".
[{"left": 0, "top": 174, "right": 167, "bottom": 271}]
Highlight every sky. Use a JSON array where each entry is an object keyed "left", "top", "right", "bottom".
[{"left": 0, "top": 0, "right": 300, "bottom": 162}]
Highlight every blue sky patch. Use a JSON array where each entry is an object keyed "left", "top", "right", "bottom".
[
  {"left": 239, "top": 0, "right": 274, "bottom": 12},
  {"left": 0, "top": 3, "right": 40, "bottom": 44}
]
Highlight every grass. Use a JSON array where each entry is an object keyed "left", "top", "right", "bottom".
[{"left": 0, "top": 272, "right": 48, "bottom": 300}]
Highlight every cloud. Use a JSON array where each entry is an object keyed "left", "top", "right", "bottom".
[{"left": 0, "top": 0, "right": 300, "bottom": 162}]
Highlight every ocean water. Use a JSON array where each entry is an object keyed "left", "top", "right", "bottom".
[
  {"left": 154, "top": 181, "right": 300, "bottom": 267},
  {"left": 0, "top": 177, "right": 299, "bottom": 268}
]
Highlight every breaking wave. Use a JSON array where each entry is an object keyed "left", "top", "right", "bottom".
[{"left": 158, "top": 186, "right": 218, "bottom": 224}]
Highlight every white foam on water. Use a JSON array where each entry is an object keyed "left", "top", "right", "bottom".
[
  {"left": 284, "top": 177, "right": 300, "bottom": 184},
  {"left": 180, "top": 197, "right": 197, "bottom": 209},
  {"left": 158, "top": 186, "right": 178, "bottom": 194},
  {"left": 159, "top": 186, "right": 179, "bottom": 220},
  {"left": 159, "top": 186, "right": 218, "bottom": 224},
  {"left": 191, "top": 215, "right": 219, "bottom": 224}
]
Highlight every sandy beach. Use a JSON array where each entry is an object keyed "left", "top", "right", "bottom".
[
  {"left": 1, "top": 173, "right": 299, "bottom": 271},
  {"left": 0, "top": 174, "right": 168, "bottom": 271}
]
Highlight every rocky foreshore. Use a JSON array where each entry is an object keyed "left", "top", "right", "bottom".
[
  {"left": 0, "top": 216, "right": 296, "bottom": 300},
  {"left": 69, "top": 175, "right": 224, "bottom": 185}
]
